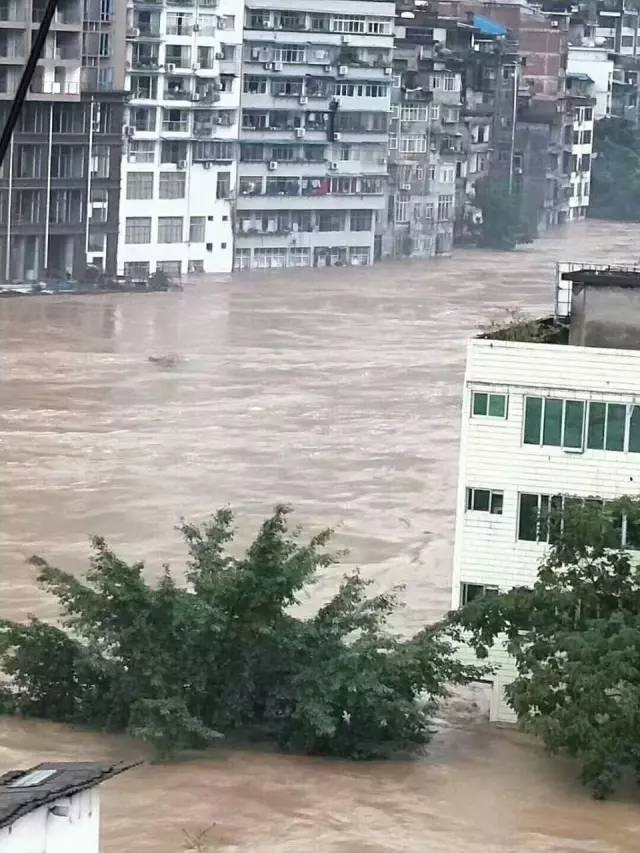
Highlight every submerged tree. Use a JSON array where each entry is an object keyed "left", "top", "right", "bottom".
[
  {"left": 475, "top": 180, "right": 535, "bottom": 250},
  {"left": 0, "top": 507, "right": 480, "bottom": 759},
  {"left": 453, "top": 497, "right": 640, "bottom": 798},
  {"left": 590, "top": 118, "right": 640, "bottom": 221}
]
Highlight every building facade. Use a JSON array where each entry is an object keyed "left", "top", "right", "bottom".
[
  {"left": 452, "top": 265, "right": 640, "bottom": 721},
  {"left": 118, "top": 0, "right": 244, "bottom": 278},
  {"left": 234, "top": 0, "right": 394, "bottom": 271},
  {"left": 0, "top": 0, "right": 127, "bottom": 282}
]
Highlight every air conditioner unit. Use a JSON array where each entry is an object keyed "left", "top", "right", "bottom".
[
  {"left": 268, "top": 160, "right": 278, "bottom": 170},
  {"left": 177, "top": 159, "right": 187, "bottom": 168},
  {"left": 127, "top": 27, "right": 140, "bottom": 38},
  {"left": 323, "top": 64, "right": 332, "bottom": 73},
  {"left": 384, "top": 67, "right": 392, "bottom": 75},
  {"left": 124, "top": 125, "right": 135, "bottom": 137},
  {"left": 192, "top": 93, "right": 201, "bottom": 101},
  {"left": 332, "top": 132, "right": 341, "bottom": 141},
  {"left": 295, "top": 127, "right": 305, "bottom": 138},
  {"left": 401, "top": 183, "right": 411, "bottom": 191},
  {"left": 193, "top": 23, "right": 200, "bottom": 31},
  {"left": 166, "top": 63, "right": 176, "bottom": 72},
  {"left": 329, "top": 161, "right": 338, "bottom": 170},
  {"left": 192, "top": 62, "right": 201, "bottom": 71},
  {"left": 215, "top": 51, "right": 224, "bottom": 59},
  {"left": 263, "top": 62, "right": 272, "bottom": 70},
  {"left": 338, "top": 65, "right": 348, "bottom": 76},
  {"left": 128, "top": 153, "right": 138, "bottom": 163},
  {"left": 299, "top": 95, "right": 308, "bottom": 105},
  {"left": 273, "top": 61, "right": 283, "bottom": 72}
]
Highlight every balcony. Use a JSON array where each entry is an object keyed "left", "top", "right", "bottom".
[{"left": 131, "top": 24, "right": 162, "bottom": 39}]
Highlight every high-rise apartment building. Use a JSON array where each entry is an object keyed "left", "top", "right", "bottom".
[
  {"left": 452, "top": 264, "right": 640, "bottom": 721},
  {"left": 118, "top": 0, "right": 243, "bottom": 278},
  {"left": 234, "top": 0, "right": 394, "bottom": 271},
  {"left": 0, "top": 0, "right": 126, "bottom": 281}
]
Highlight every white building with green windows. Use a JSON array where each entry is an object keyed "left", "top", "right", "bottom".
[{"left": 452, "top": 264, "right": 640, "bottom": 721}]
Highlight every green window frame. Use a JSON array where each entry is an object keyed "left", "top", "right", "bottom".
[
  {"left": 524, "top": 396, "right": 585, "bottom": 450},
  {"left": 460, "top": 582, "right": 499, "bottom": 606},
  {"left": 465, "top": 487, "right": 504, "bottom": 515},
  {"left": 471, "top": 391, "right": 507, "bottom": 418}
]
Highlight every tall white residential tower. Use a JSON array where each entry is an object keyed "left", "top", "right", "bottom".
[{"left": 119, "top": 0, "right": 244, "bottom": 278}]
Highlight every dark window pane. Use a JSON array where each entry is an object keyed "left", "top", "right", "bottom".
[
  {"left": 543, "top": 399, "right": 563, "bottom": 446},
  {"left": 473, "top": 392, "right": 488, "bottom": 415},
  {"left": 626, "top": 513, "right": 640, "bottom": 549},
  {"left": 548, "top": 494, "right": 563, "bottom": 544},
  {"left": 518, "top": 493, "right": 539, "bottom": 541},
  {"left": 462, "top": 582, "right": 484, "bottom": 605},
  {"left": 587, "top": 402, "right": 605, "bottom": 449},
  {"left": 472, "top": 489, "right": 490, "bottom": 511},
  {"left": 490, "top": 492, "right": 503, "bottom": 514},
  {"left": 524, "top": 396, "right": 542, "bottom": 444},
  {"left": 488, "top": 394, "right": 506, "bottom": 417},
  {"left": 466, "top": 488, "right": 473, "bottom": 510},
  {"left": 563, "top": 400, "right": 584, "bottom": 448},
  {"left": 606, "top": 404, "right": 626, "bottom": 451},
  {"left": 629, "top": 406, "right": 640, "bottom": 453}
]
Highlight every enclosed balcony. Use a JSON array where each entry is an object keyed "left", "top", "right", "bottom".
[
  {"left": 132, "top": 44, "right": 160, "bottom": 71},
  {"left": 0, "top": 30, "right": 23, "bottom": 63}
]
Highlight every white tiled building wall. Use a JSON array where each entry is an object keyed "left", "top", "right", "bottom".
[{"left": 452, "top": 337, "right": 640, "bottom": 720}]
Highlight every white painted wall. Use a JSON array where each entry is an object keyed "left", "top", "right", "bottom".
[
  {"left": 452, "top": 337, "right": 640, "bottom": 720},
  {"left": 568, "top": 47, "right": 613, "bottom": 118},
  {"left": 0, "top": 789, "right": 99, "bottom": 853}
]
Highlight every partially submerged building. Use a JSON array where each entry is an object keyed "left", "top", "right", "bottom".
[{"left": 452, "top": 264, "right": 640, "bottom": 721}]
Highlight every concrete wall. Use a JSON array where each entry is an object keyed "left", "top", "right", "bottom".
[
  {"left": 568, "top": 47, "right": 613, "bottom": 118},
  {"left": 570, "top": 284, "right": 640, "bottom": 349},
  {"left": 0, "top": 789, "right": 99, "bottom": 853}
]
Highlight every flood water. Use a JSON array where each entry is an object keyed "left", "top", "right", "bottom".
[{"left": 2, "top": 219, "right": 640, "bottom": 851}]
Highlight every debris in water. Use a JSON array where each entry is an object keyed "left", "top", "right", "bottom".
[{"left": 148, "top": 354, "right": 183, "bottom": 368}]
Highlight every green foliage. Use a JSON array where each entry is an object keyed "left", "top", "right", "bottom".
[
  {"left": 590, "top": 118, "right": 640, "bottom": 221},
  {"left": 0, "top": 507, "right": 480, "bottom": 760},
  {"left": 453, "top": 497, "right": 640, "bottom": 797},
  {"left": 475, "top": 180, "right": 535, "bottom": 250}
]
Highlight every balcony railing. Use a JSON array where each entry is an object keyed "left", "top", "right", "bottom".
[{"left": 162, "top": 119, "right": 189, "bottom": 131}]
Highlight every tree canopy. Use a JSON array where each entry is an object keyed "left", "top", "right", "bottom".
[
  {"left": 590, "top": 118, "right": 640, "bottom": 221},
  {"left": 474, "top": 180, "right": 536, "bottom": 250},
  {"left": 0, "top": 506, "right": 480, "bottom": 759},
  {"left": 453, "top": 497, "right": 640, "bottom": 798}
]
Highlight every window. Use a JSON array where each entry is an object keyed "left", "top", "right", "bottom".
[
  {"left": 581, "top": 129, "right": 592, "bottom": 145},
  {"left": 402, "top": 105, "right": 428, "bottom": 122},
  {"left": 166, "top": 12, "right": 193, "bottom": 35},
  {"left": 221, "top": 14, "right": 235, "bottom": 29},
  {"left": 332, "top": 16, "right": 365, "bottom": 33},
  {"left": 518, "top": 492, "right": 550, "bottom": 542},
  {"left": 124, "top": 261, "right": 150, "bottom": 278},
  {"left": 622, "top": 34, "right": 634, "bottom": 47},
  {"left": 158, "top": 216, "right": 183, "bottom": 243},
  {"left": 584, "top": 107, "right": 593, "bottom": 121},
  {"left": 156, "top": 260, "right": 182, "bottom": 276},
  {"left": 161, "top": 141, "right": 187, "bottom": 164},
  {"left": 159, "top": 171, "right": 186, "bottom": 199},
  {"left": 466, "top": 488, "right": 503, "bottom": 514},
  {"left": 395, "top": 198, "right": 409, "bottom": 223},
  {"left": 272, "top": 45, "right": 304, "bottom": 63},
  {"left": 440, "top": 165, "right": 454, "bottom": 183},
  {"left": 524, "top": 396, "right": 586, "bottom": 449},
  {"left": 129, "top": 141, "right": 155, "bottom": 163},
  {"left": 189, "top": 216, "right": 205, "bottom": 242},
  {"left": 350, "top": 210, "right": 372, "bottom": 231},
  {"left": 587, "top": 401, "right": 626, "bottom": 451},
  {"left": 460, "top": 582, "right": 499, "bottom": 606},
  {"left": 188, "top": 260, "right": 204, "bottom": 273},
  {"left": 472, "top": 391, "right": 507, "bottom": 418},
  {"left": 318, "top": 212, "right": 344, "bottom": 231},
  {"left": 400, "top": 135, "right": 426, "bottom": 153},
  {"left": 244, "top": 75, "right": 267, "bottom": 94},
  {"left": 126, "top": 171, "right": 153, "bottom": 200},
  {"left": 125, "top": 216, "right": 151, "bottom": 244},
  {"left": 437, "top": 194, "right": 453, "bottom": 221},
  {"left": 216, "top": 171, "right": 231, "bottom": 199},
  {"left": 193, "top": 141, "right": 234, "bottom": 161},
  {"left": 430, "top": 104, "right": 440, "bottom": 120},
  {"left": 367, "top": 19, "right": 390, "bottom": 34}
]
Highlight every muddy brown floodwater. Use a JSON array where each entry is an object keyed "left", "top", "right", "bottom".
[{"left": 2, "top": 220, "right": 640, "bottom": 851}]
